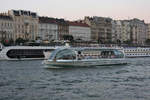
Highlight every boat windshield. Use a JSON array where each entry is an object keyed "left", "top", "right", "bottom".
[
  {"left": 56, "top": 49, "right": 76, "bottom": 60},
  {"left": 50, "top": 49, "right": 76, "bottom": 60},
  {"left": 49, "top": 48, "right": 62, "bottom": 60},
  {"left": 113, "top": 50, "right": 124, "bottom": 58}
]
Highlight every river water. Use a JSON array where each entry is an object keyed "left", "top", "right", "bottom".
[{"left": 0, "top": 58, "right": 150, "bottom": 100}]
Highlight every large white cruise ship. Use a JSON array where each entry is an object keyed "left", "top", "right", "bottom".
[{"left": 1, "top": 43, "right": 150, "bottom": 60}]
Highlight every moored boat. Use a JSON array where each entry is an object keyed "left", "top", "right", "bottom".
[{"left": 44, "top": 47, "right": 127, "bottom": 68}]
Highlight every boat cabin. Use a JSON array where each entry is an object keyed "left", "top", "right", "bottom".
[{"left": 49, "top": 48, "right": 125, "bottom": 61}]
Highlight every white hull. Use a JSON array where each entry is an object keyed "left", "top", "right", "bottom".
[{"left": 44, "top": 59, "right": 127, "bottom": 68}]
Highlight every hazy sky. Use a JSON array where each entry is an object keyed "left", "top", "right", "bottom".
[{"left": 1, "top": 0, "right": 150, "bottom": 22}]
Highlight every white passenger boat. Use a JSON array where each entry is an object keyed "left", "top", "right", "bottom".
[{"left": 44, "top": 47, "right": 127, "bottom": 68}]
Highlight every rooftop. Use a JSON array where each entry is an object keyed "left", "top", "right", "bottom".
[
  {"left": 39, "top": 17, "right": 69, "bottom": 25},
  {"left": 68, "top": 21, "right": 89, "bottom": 27},
  {"left": 11, "top": 10, "right": 37, "bottom": 18},
  {"left": 39, "top": 17, "right": 57, "bottom": 24},
  {"left": 0, "top": 14, "right": 13, "bottom": 20}
]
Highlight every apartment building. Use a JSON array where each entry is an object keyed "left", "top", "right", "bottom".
[
  {"left": 147, "top": 24, "right": 150, "bottom": 40},
  {"left": 0, "top": 14, "right": 14, "bottom": 41},
  {"left": 113, "top": 20, "right": 131, "bottom": 43},
  {"left": 56, "top": 19, "right": 69, "bottom": 40},
  {"left": 38, "top": 17, "right": 58, "bottom": 41},
  {"left": 84, "top": 16, "right": 112, "bottom": 43},
  {"left": 8, "top": 10, "right": 38, "bottom": 41},
  {"left": 68, "top": 21, "right": 91, "bottom": 41},
  {"left": 130, "top": 18, "right": 147, "bottom": 45}
]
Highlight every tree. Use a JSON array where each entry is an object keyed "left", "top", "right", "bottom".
[
  {"left": 15, "top": 37, "right": 26, "bottom": 45},
  {"left": 98, "top": 38, "right": 103, "bottom": 44},
  {"left": 36, "top": 36, "right": 41, "bottom": 40},
  {"left": 6, "top": 38, "right": 14, "bottom": 46},
  {"left": 63, "top": 35, "right": 74, "bottom": 42},
  {"left": 117, "top": 39, "right": 121, "bottom": 44},
  {"left": 1, "top": 39, "right": 7, "bottom": 46},
  {"left": 145, "top": 39, "right": 150, "bottom": 45},
  {"left": 106, "top": 40, "right": 113, "bottom": 44},
  {"left": 123, "top": 40, "right": 132, "bottom": 44}
]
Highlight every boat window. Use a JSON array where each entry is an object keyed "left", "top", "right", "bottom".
[
  {"left": 113, "top": 50, "right": 124, "bottom": 58},
  {"left": 100, "top": 49, "right": 124, "bottom": 58},
  {"left": 49, "top": 49, "right": 61, "bottom": 59},
  {"left": 7, "top": 49, "right": 45, "bottom": 58},
  {"left": 55, "top": 49, "right": 76, "bottom": 60},
  {"left": 101, "top": 51, "right": 113, "bottom": 58}
]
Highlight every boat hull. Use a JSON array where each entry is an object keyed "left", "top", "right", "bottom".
[{"left": 44, "top": 59, "right": 127, "bottom": 68}]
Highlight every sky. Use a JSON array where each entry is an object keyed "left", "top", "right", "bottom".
[{"left": 1, "top": 0, "right": 150, "bottom": 23}]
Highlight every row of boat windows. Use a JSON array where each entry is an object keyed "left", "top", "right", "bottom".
[
  {"left": 8, "top": 49, "right": 43, "bottom": 54},
  {"left": 57, "top": 55, "right": 123, "bottom": 60},
  {"left": 125, "top": 49, "right": 150, "bottom": 52},
  {"left": 77, "top": 54, "right": 123, "bottom": 59},
  {"left": 56, "top": 54, "right": 123, "bottom": 60},
  {"left": 126, "top": 53, "right": 150, "bottom": 55},
  {"left": 6, "top": 49, "right": 52, "bottom": 58}
]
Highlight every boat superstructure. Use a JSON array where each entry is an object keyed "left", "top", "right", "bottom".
[
  {"left": 44, "top": 47, "right": 127, "bottom": 68},
  {"left": 0, "top": 46, "right": 56, "bottom": 60}
]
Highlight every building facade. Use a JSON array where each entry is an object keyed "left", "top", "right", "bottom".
[
  {"left": 130, "top": 18, "right": 147, "bottom": 45},
  {"left": 111, "top": 20, "right": 116, "bottom": 43},
  {"left": 147, "top": 24, "right": 150, "bottom": 40},
  {"left": 56, "top": 19, "right": 69, "bottom": 40},
  {"left": 0, "top": 10, "right": 149, "bottom": 45},
  {"left": 8, "top": 10, "right": 38, "bottom": 41},
  {"left": 0, "top": 14, "right": 14, "bottom": 42},
  {"left": 121, "top": 20, "right": 131, "bottom": 42},
  {"left": 113, "top": 20, "right": 131, "bottom": 43},
  {"left": 84, "top": 17, "right": 98, "bottom": 41},
  {"left": 68, "top": 21, "right": 91, "bottom": 41},
  {"left": 84, "top": 16, "right": 112, "bottom": 43},
  {"left": 38, "top": 17, "right": 58, "bottom": 42}
]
